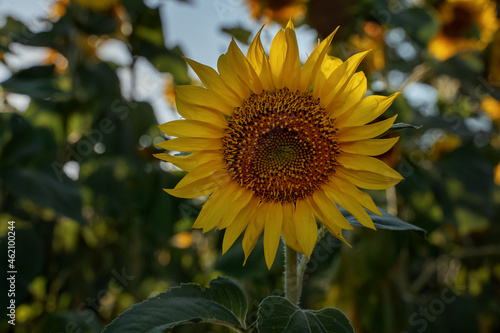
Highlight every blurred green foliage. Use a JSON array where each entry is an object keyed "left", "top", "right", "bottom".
[{"left": 1, "top": 0, "right": 500, "bottom": 332}]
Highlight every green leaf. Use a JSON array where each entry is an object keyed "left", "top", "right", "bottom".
[
  {"left": 340, "top": 207, "right": 426, "bottom": 235},
  {"left": 257, "top": 296, "right": 354, "bottom": 333},
  {"left": 0, "top": 229, "right": 44, "bottom": 305},
  {"left": 0, "top": 114, "right": 83, "bottom": 223},
  {"left": 390, "top": 7, "right": 439, "bottom": 46},
  {"left": 102, "top": 277, "right": 248, "bottom": 333},
  {"left": 378, "top": 122, "right": 421, "bottom": 137},
  {"left": 2, "top": 168, "right": 84, "bottom": 223},
  {"left": 42, "top": 311, "right": 103, "bottom": 333},
  {"left": 1, "top": 66, "right": 65, "bottom": 100},
  {"left": 0, "top": 17, "right": 34, "bottom": 47},
  {"left": 150, "top": 46, "right": 190, "bottom": 85},
  {"left": 222, "top": 26, "right": 252, "bottom": 44}
]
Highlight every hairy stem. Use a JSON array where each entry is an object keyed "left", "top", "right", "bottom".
[{"left": 284, "top": 245, "right": 299, "bottom": 305}]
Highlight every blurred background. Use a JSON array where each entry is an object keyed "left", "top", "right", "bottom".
[{"left": 0, "top": 0, "right": 499, "bottom": 332}]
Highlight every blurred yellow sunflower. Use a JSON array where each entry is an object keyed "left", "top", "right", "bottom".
[
  {"left": 429, "top": 0, "right": 499, "bottom": 61},
  {"left": 489, "top": 33, "right": 500, "bottom": 86},
  {"left": 495, "top": 162, "right": 500, "bottom": 186},
  {"left": 246, "top": 0, "right": 307, "bottom": 25},
  {"left": 481, "top": 96, "right": 500, "bottom": 123},
  {"left": 350, "top": 21, "right": 386, "bottom": 73},
  {"left": 156, "top": 22, "right": 403, "bottom": 268}
]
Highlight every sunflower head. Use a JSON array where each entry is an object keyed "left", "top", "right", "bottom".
[
  {"left": 156, "top": 21, "right": 403, "bottom": 269},
  {"left": 429, "top": 0, "right": 499, "bottom": 61}
]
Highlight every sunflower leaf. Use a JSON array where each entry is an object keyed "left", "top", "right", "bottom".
[
  {"left": 102, "top": 277, "right": 248, "bottom": 333},
  {"left": 221, "top": 26, "right": 252, "bottom": 44},
  {"left": 377, "top": 122, "right": 421, "bottom": 137},
  {"left": 340, "top": 206, "right": 426, "bottom": 235},
  {"left": 257, "top": 296, "right": 354, "bottom": 333}
]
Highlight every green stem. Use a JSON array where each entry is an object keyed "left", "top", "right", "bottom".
[
  {"left": 284, "top": 245, "right": 299, "bottom": 304},
  {"left": 296, "top": 254, "right": 308, "bottom": 301},
  {"left": 296, "top": 226, "right": 328, "bottom": 302}
]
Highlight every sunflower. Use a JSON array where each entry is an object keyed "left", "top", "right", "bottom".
[
  {"left": 246, "top": 0, "right": 307, "bottom": 25},
  {"left": 481, "top": 96, "right": 500, "bottom": 123},
  {"left": 350, "top": 21, "right": 386, "bottom": 73},
  {"left": 156, "top": 21, "right": 403, "bottom": 269},
  {"left": 428, "top": 0, "right": 499, "bottom": 61},
  {"left": 495, "top": 162, "right": 500, "bottom": 186}
]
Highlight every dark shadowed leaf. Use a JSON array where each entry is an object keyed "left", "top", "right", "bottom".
[
  {"left": 2, "top": 168, "right": 83, "bottom": 223},
  {"left": 102, "top": 277, "right": 248, "bottom": 333},
  {"left": 340, "top": 207, "right": 426, "bottom": 235},
  {"left": 257, "top": 296, "right": 354, "bottom": 333},
  {"left": 222, "top": 26, "right": 252, "bottom": 44},
  {"left": 378, "top": 122, "right": 421, "bottom": 137},
  {"left": 0, "top": 229, "right": 43, "bottom": 307}
]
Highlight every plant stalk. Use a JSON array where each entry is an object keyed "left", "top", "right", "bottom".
[{"left": 284, "top": 245, "right": 299, "bottom": 304}]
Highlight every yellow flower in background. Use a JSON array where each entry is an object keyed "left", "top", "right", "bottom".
[
  {"left": 350, "top": 21, "right": 386, "bottom": 73},
  {"left": 75, "top": 0, "right": 119, "bottom": 12},
  {"left": 428, "top": 0, "right": 499, "bottom": 61},
  {"left": 429, "top": 133, "right": 462, "bottom": 162},
  {"left": 49, "top": 0, "right": 69, "bottom": 21},
  {"left": 156, "top": 22, "right": 403, "bottom": 269},
  {"left": 42, "top": 49, "right": 69, "bottom": 74},
  {"left": 489, "top": 33, "right": 500, "bottom": 86},
  {"left": 164, "top": 75, "right": 177, "bottom": 108},
  {"left": 481, "top": 96, "right": 500, "bottom": 123},
  {"left": 246, "top": 0, "right": 307, "bottom": 25},
  {"left": 494, "top": 162, "right": 500, "bottom": 186}
]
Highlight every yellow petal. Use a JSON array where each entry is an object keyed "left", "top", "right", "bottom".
[
  {"left": 269, "top": 29, "right": 287, "bottom": 89},
  {"left": 336, "top": 166, "right": 401, "bottom": 190},
  {"left": 156, "top": 137, "right": 222, "bottom": 152},
  {"left": 158, "top": 119, "right": 224, "bottom": 138},
  {"left": 337, "top": 115, "right": 397, "bottom": 142},
  {"left": 336, "top": 92, "right": 401, "bottom": 128},
  {"left": 175, "top": 98, "right": 228, "bottom": 128},
  {"left": 323, "top": 182, "right": 375, "bottom": 229},
  {"left": 154, "top": 151, "right": 220, "bottom": 172},
  {"left": 218, "top": 187, "right": 254, "bottom": 229},
  {"left": 305, "top": 196, "right": 350, "bottom": 245},
  {"left": 299, "top": 27, "right": 338, "bottom": 92},
  {"left": 281, "top": 202, "right": 303, "bottom": 253},
  {"left": 327, "top": 72, "right": 367, "bottom": 118},
  {"left": 294, "top": 199, "right": 318, "bottom": 258},
  {"left": 323, "top": 222, "right": 351, "bottom": 247},
  {"left": 165, "top": 159, "right": 228, "bottom": 199},
  {"left": 184, "top": 58, "right": 241, "bottom": 107},
  {"left": 192, "top": 181, "right": 242, "bottom": 232},
  {"left": 222, "top": 195, "right": 259, "bottom": 254},
  {"left": 340, "top": 137, "right": 399, "bottom": 156},
  {"left": 176, "top": 85, "right": 233, "bottom": 116},
  {"left": 319, "top": 51, "right": 370, "bottom": 107},
  {"left": 313, "top": 56, "right": 345, "bottom": 101},
  {"left": 264, "top": 202, "right": 283, "bottom": 269},
  {"left": 227, "top": 39, "right": 263, "bottom": 93},
  {"left": 247, "top": 27, "right": 274, "bottom": 90},
  {"left": 242, "top": 201, "right": 268, "bottom": 264},
  {"left": 333, "top": 170, "right": 384, "bottom": 214},
  {"left": 281, "top": 20, "right": 301, "bottom": 91},
  {"left": 338, "top": 152, "right": 403, "bottom": 181},
  {"left": 217, "top": 53, "right": 250, "bottom": 102},
  {"left": 309, "top": 189, "right": 353, "bottom": 230}
]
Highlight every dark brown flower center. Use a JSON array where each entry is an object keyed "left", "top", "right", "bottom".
[
  {"left": 442, "top": 4, "right": 475, "bottom": 39},
  {"left": 221, "top": 88, "right": 340, "bottom": 203}
]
